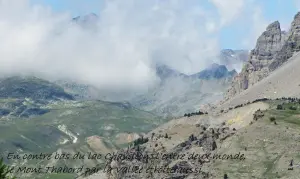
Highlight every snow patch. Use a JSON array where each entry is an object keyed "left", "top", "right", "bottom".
[
  {"left": 102, "top": 124, "right": 116, "bottom": 131},
  {"left": 57, "top": 124, "right": 78, "bottom": 143},
  {"left": 59, "top": 110, "right": 77, "bottom": 117},
  {"left": 60, "top": 138, "right": 69, "bottom": 144}
]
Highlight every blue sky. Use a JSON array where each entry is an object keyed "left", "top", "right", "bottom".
[{"left": 30, "top": 0, "right": 299, "bottom": 50}]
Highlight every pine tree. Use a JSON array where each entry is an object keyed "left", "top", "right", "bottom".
[{"left": 224, "top": 173, "right": 228, "bottom": 179}]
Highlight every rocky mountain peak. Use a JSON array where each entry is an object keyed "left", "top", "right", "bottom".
[
  {"left": 266, "top": 20, "right": 280, "bottom": 31},
  {"left": 191, "top": 63, "right": 236, "bottom": 80},
  {"left": 225, "top": 12, "right": 300, "bottom": 101},
  {"left": 294, "top": 11, "right": 300, "bottom": 20},
  {"left": 268, "top": 11, "right": 300, "bottom": 71},
  {"left": 290, "top": 11, "right": 300, "bottom": 39},
  {"left": 251, "top": 20, "right": 282, "bottom": 61}
]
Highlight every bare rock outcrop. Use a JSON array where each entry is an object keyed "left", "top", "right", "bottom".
[
  {"left": 269, "top": 12, "right": 300, "bottom": 70},
  {"left": 225, "top": 12, "right": 300, "bottom": 101}
]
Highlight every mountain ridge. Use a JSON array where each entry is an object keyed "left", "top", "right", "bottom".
[{"left": 225, "top": 11, "right": 300, "bottom": 101}]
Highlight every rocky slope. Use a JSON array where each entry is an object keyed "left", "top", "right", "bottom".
[
  {"left": 83, "top": 99, "right": 300, "bottom": 179},
  {"left": 225, "top": 12, "right": 300, "bottom": 101},
  {"left": 218, "top": 51, "right": 300, "bottom": 111}
]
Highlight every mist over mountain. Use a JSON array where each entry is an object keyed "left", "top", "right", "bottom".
[
  {"left": 2, "top": 2, "right": 300, "bottom": 179},
  {"left": 219, "top": 49, "right": 249, "bottom": 72},
  {"left": 129, "top": 63, "right": 236, "bottom": 117},
  {"left": 0, "top": 0, "right": 252, "bottom": 97}
]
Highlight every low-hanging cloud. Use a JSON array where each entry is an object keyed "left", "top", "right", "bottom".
[{"left": 0, "top": 0, "right": 266, "bottom": 92}]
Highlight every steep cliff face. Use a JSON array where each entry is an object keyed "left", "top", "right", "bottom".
[
  {"left": 225, "top": 12, "right": 300, "bottom": 101},
  {"left": 269, "top": 12, "right": 300, "bottom": 70}
]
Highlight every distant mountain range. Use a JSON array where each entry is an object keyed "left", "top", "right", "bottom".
[
  {"left": 190, "top": 63, "right": 237, "bottom": 80},
  {"left": 219, "top": 49, "right": 249, "bottom": 72},
  {"left": 155, "top": 63, "right": 236, "bottom": 80},
  {"left": 129, "top": 63, "right": 237, "bottom": 117}
]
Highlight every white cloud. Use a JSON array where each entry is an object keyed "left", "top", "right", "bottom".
[
  {"left": 0, "top": 0, "right": 223, "bottom": 92},
  {"left": 0, "top": 0, "right": 273, "bottom": 94},
  {"left": 209, "top": 0, "right": 245, "bottom": 27},
  {"left": 241, "top": 6, "right": 268, "bottom": 48},
  {"left": 205, "top": 21, "right": 217, "bottom": 33}
]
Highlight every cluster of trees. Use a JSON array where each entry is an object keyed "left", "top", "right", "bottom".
[
  {"left": 230, "top": 98, "right": 269, "bottom": 110},
  {"left": 289, "top": 106, "right": 297, "bottom": 110},
  {"left": 277, "top": 104, "right": 298, "bottom": 110},
  {"left": 226, "top": 97, "right": 300, "bottom": 113},
  {"left": 233, "top": 104, "right": 244, "bottom": 109},
  {"left": 276, "top": 97, "right": 300, "bottom": 102},
  {"left": 275, "top": 97, "right": 300, "bottom": 111},
  {"left": 253, "top": 109, "right": 264, "bottom": 121},
  {"left": 133, "top": 136, "right": 149, "bottom": 147},
  {"left": 252, "top": 98, "right": 269, "bottom": 103},
  {"left": 189, "top": 134, "right": 197, "bottom": 142},
  {"left": 276, "top": 104, "right": 283, "bottom": 110},
  {"left": 184, "top": 111, "right": 207, "bottom": 117}
]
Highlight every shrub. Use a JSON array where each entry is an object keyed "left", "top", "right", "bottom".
[
  {"left": 133, "top": 136, "right": 149, "bottom": 146},
  {"left": 269, "top": 117, "right": 276, "bottom": 122},
  {"left": 212, "top": 141, "right": 217, "bottom": 150},
  {"left": 0, "top": 158, "right": 16, "bottom": 179},
  {"left": 289, "top": 106, "right": 297, "bottom": 110},
  {"left": 151, "top": 133, "right": 155, "bottom": 139},
  {"left": 276, "top": 104, "right": 283, "bottom": 110},
  {"left": 224, "top": 173, "right": 228, "bottom": 179},
  {"left": 189, "top": 134, "right": 197, "bottom": 142}
]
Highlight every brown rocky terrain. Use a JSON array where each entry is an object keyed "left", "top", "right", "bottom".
[
  {"left": 81, "top": 102, "right": 270, "bottom": 179},
  {"left": 82, "top": 99, "right": 300, "bottom": 179}
]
